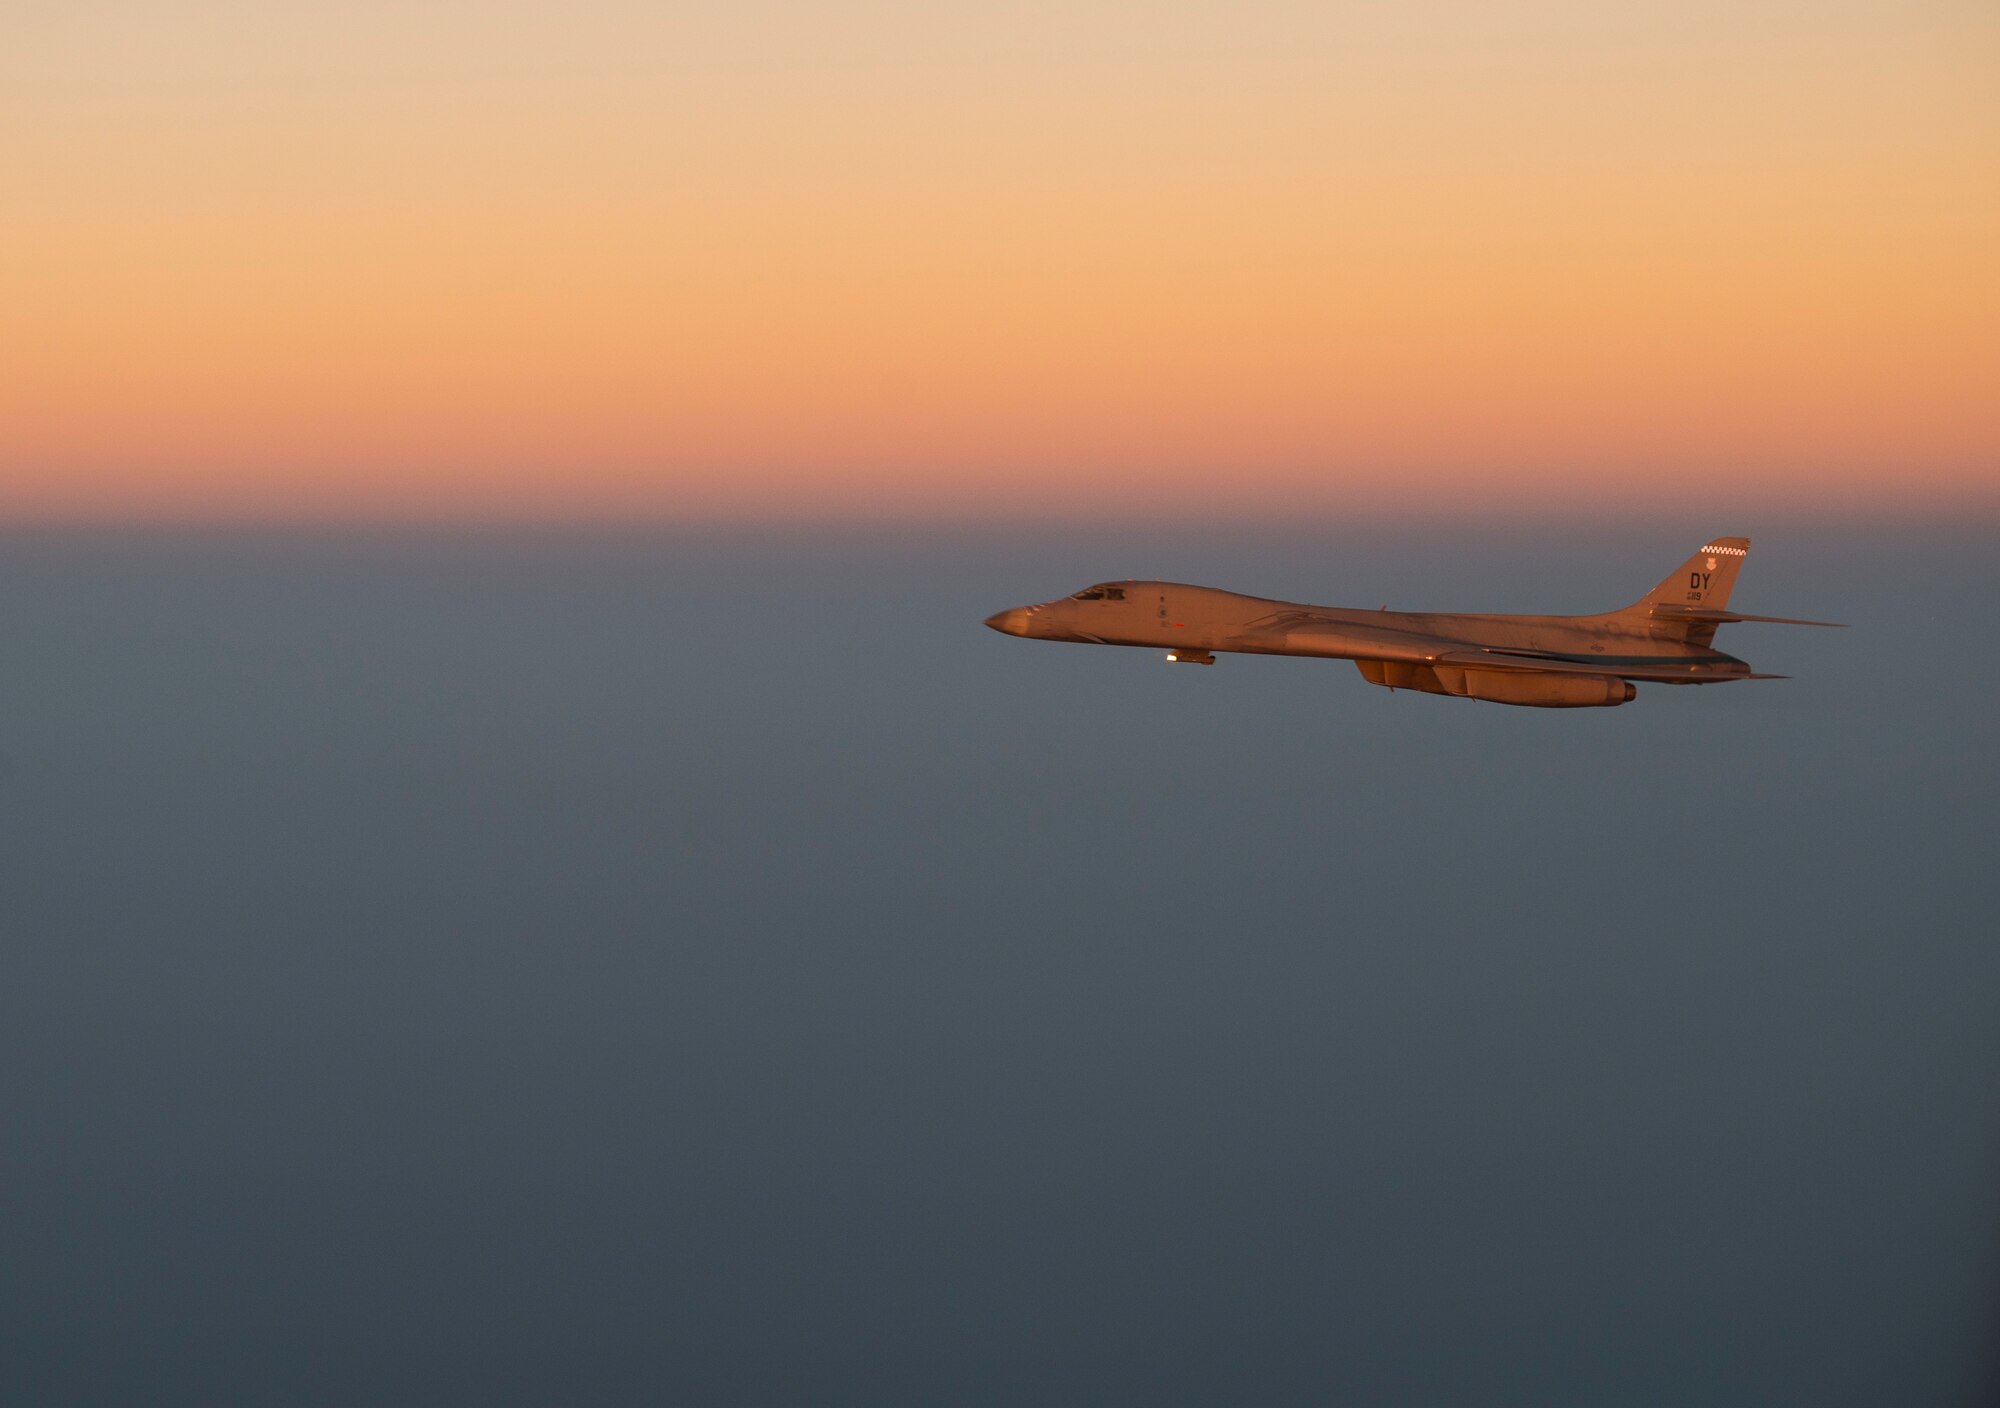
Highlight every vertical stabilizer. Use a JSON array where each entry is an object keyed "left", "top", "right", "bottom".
[
  {"left": 1625, "top": 536, "right": 1750, "bottom": 614},
  {"left": 1612, "top": 536, "right": 1750, "bottom": 644}
]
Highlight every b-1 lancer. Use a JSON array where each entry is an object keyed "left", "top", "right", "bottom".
[{"left": 983, "top": 536, "right": 1840, "bottom": 708}]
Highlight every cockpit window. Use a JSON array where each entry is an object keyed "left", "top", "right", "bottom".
[{"left": 1071, "top": 586, "right": 1126, "bottom": 602}]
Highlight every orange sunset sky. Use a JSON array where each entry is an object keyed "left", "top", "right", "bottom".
[{"left": 4, "top": 0, "right": 1995, "bottom": 521}]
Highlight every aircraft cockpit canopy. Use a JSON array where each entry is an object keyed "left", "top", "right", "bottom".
[{"left": 1071, "top": 585, "right": 1126, "bottom": 602}]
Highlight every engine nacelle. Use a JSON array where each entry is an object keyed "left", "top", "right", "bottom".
[
  {"left": 1458, "top": 669, "right": 1635, "bottom": 707},
  {"left": 1354, "top": 659, "right": 1635, "bottom": 707},
  {"left": 1355, "top": 659, "right": 1453, "bottom": 695}
]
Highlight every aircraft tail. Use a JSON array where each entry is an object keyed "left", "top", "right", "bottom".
[
  {"left": 1608, "top": 536, "right": 1751, "bottom": 646},
  {"left": 1604, "top": 535, "right": 1843, "bottom": 642},
  {"left": 1624, "top": 536, "right": 1750, "bottom": 614}
]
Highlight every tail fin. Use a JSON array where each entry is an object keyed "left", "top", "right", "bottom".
[
  {"left": 1607, "top": 536, "right": 1843, "bottom": 641},
  {"left": 1606, "top": 536, "right": 1752, "bottom": 646},
  {"left": 1623, "top": 536, "right": 1750, "bottom": 615}
]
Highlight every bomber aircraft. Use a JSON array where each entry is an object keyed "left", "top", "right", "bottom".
[{"left": 983, "top": 536, "right": 1840, "bottom": 708}]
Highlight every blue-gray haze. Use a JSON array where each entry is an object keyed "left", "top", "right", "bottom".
[{"left": 1, "top": 521, "right": 1994, "bottom": 1405}]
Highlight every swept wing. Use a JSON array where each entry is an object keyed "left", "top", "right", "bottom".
[
  {"left": 1250, "top": 615, "right": 1778, "bottom": 682},
  {"left": 1644, "top": 605, "right": 1846, "bottom": 628},
  {"left": 1435, "top": 649, "right": 1786, "bottom": 682}
]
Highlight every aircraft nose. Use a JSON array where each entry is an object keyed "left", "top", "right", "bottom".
[{"left": 984, "top": 607, "right": 1031, "bottom": 636}]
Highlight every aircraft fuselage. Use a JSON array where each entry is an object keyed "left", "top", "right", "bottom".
[
  {"left": 982, "top": 539, "right": 1837, "bottom": 707},
  {"left": 986, "top": 583, "right": 1747, "bottom": 677}
]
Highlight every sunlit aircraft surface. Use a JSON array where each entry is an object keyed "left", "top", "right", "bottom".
[{"left": 984, "top": 536, "right": 1841, "bottom": 708}]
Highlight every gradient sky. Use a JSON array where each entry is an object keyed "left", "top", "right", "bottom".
[{"left": 4, "top": 1, "right": 1995, "bottom": 520}]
